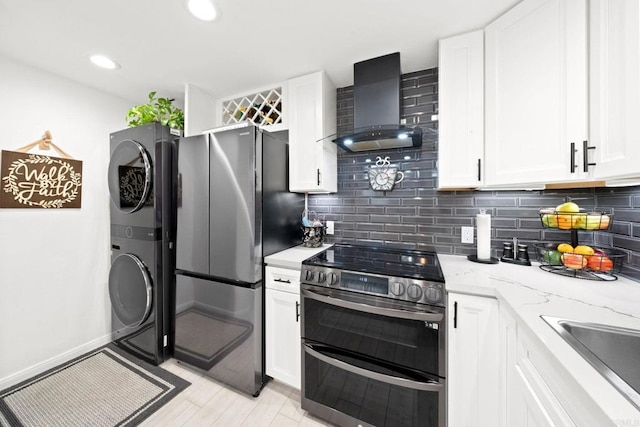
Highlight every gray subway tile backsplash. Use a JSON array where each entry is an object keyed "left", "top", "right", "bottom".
[{"left": 310, "top": 67, "right": 640, "bottom": 281}]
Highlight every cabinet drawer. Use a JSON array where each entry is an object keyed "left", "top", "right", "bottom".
[{"left": 265, "top": 266, "right": 300, "bottom": 293}]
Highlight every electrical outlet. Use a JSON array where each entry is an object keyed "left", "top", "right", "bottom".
[
  {"left": 326, "top": 221, "right": 335, "bottom": 235},
  {"left": 461, "top": 226, "right": 474, "bottom": 244}
]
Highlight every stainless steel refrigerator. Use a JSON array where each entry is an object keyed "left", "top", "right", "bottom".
[{"left": 174, "top": 123, "right": 303, "bottom": 396}]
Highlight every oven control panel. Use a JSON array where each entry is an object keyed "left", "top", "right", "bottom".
[{"left": 300, "top": 265, "right": 445, "bottom": 306}]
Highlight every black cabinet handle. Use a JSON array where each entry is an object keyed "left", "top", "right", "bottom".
[
  {"left": 296, "top": 301, "right": 300, "bottom": 322},
  {"left": 570, "top": 142, "right": 577, "bottom": 173},
  {"left": 453, "top": 301, "right": 458, "bottom": 329},
  {"left": 317, "top": 169, "right": 321, "bottom": 185},
  {"left": 274, "top": 278, "right": 291, "bottom": 284},
  {"left": 477, "top": 159, "right": 481, "bottom": 181},
  {"left": 583, "top": 140, "right": 596, "bottom": 172}
]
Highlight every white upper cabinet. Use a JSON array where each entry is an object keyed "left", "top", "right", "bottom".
[
  {"left": 438, "top": 30, "right": 485, "bottom": 189},
  {"left": 484, "top": 0, "right": 588, "bottom": 187},
  {"left": 590, "top": 0, "right": 640, "bottom": 181},
  {"left": 184, "top": 83, "right": 217, "bottom": 137},
  {"left": 288, "top": 71, "right": 337, "bottom": 194}
]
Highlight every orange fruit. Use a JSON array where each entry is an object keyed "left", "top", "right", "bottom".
[
  {"left": 587, "top": 255, "right": 613, "bottom": 272},
  {"left": 557, "top": 214, "right": 573, "bottom": 229},
  {"left": 561, "top": 253, "right": 588, "bottom": 269},
  {"left": 598, "top": 215, "right": 611, "bottom": 230}
]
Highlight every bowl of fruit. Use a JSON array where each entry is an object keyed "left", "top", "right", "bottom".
[
  {"left": 539, "top": 202, "right": 612, "bottom": 230},
  {"left": 535, "top": 242, "right": 626, "bottom": 281}
]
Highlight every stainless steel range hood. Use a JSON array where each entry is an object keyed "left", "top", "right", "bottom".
[{"left": 333, "top": 52, "right": 422, "bottom": 153}]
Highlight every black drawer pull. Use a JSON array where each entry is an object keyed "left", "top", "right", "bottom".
[
  {"left": 583, "top": 140, "right": 596, "bottom": 172},
  {"left": 453, "top": 301, "right": 458, "bottom": 329},
  {"left": 274, "top": 278, "right": 291, "bottom": 284},
  {"left": 570, "top": 142, "right": 577, "bottom": 173}
]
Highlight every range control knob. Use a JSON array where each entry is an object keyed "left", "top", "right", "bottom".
[
  {"left": 328, "top": 273, "right": 339, "bottom": 286},
  {"left": 304, "top": 269, "right": 315, "bottom": 282},
  {"left": 424, "top": 286, "right": 442, "bottom": 304},
  {"left": 390, "top": 281, "right": 405, "bottom": 296},
  {"left": 407, "top": 284, "right": 423, "bottom": 301},
  {"left": 317, "top": 271, "right": 327, "bottom": 283}
]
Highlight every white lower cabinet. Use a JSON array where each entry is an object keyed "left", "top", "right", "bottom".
[
  {"left": 499, "top": 307, "right": 612, "bottom": 427},
  {"left": 505, "top": 312, "right": 575, "bottom": 427},
  {"left": 447, "top": 293, "right": 500, "bottom": 427},
  {"left": 449, "top": 296, "right": 613, "bottom": 426},
  {"left": 265, "top": 266, "right": 301, "bottom": 389}
]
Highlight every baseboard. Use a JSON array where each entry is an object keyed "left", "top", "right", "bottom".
[{"left": 0, "top": 334, "right": 113, "bottom": 391}]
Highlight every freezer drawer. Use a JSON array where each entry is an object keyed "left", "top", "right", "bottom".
[{"left": 174, "top": 273, "right": 264, "bottom": 396}]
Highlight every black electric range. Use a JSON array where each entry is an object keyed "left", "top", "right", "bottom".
[{"left": 301, "top": 243, "right": 445, "bottom": 307}]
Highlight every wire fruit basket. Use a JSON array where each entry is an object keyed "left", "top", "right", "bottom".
[
  {"left": 534, "top": 242, "right": 626, "bottom": 281},
  {"left": 538, "top": 209, "right": 612, "bottom": 230}
]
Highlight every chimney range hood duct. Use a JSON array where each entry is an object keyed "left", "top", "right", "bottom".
[{"left": 333, "top": 52, "right": 422, "bottom": 153}]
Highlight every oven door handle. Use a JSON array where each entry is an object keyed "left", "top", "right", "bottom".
[
  {"left": 301, "top": 288, "right": 444, "bottom": 322},
  {"left": 303, "top": 343, "right": 443, "bottom": 392}
]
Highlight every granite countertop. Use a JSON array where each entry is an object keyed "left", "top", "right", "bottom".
[
  {"left": 440, "top": 254, "right": 640, "bottom": 422},
  {"left": 264, "top": 244, "right": 332, "bottom": 270}
]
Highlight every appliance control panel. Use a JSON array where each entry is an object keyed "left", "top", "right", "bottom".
[{"left": 300, "top": 265, "right": 445, "bottom": 307}]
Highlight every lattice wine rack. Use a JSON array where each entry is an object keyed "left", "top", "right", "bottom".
[{"left": 221, "top": 87, "right": 283, "bottom": 128}]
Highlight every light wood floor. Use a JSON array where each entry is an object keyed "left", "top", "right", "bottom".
[{"left": 140, "top": 359, "right": 333, "bottom": 427}]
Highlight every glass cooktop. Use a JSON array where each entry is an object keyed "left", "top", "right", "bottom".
[{"left": 302, "top": 243, "right": 445, "bottom": 283}]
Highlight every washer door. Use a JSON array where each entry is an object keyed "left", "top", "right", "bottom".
[
  {"left": 109, "top": 254, "right": 153, "bottom": 328},
  {"left": 108, "top": 139, "right": 152, "bottom": 213}
]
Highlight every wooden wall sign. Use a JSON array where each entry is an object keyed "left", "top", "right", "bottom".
[{"left": 1, "top": 150, "right": 83, "bottom": 208}]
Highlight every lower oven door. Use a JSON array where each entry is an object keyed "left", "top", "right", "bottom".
[
  {"left": 301, "top": 284, "right": 445, "bottom": 377},
  {"left": 302, "top": 342, "right": 445, "bottom": 427}
]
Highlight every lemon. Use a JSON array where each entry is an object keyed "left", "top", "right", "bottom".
[
  {"left": 557, "top": 243, "right": 574, "bottom": 253},
  {"left": 574, "top": 245, "right": 595, "bottom": 256},
  {"left": 556, "top": 201, "right": 580, "bottom": 213}
]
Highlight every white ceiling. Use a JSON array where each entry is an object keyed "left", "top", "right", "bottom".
[{"left": 0, "top": 0, "right": 520, "bottom": 105}]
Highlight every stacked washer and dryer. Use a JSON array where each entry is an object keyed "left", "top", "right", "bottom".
[{"left": 107, "top": 123, "right": 178, "bottom": 365}]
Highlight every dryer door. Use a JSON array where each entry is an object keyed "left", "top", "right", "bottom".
[
  {"left": 109, "top": 253, "right": 153, "bottom": 327},
  {"left": 108, "top": 139, "right": 152, "bottom": 213}
]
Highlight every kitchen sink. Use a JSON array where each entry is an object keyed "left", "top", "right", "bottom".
[{"left": 542, "top": 315, "right": 640, "bottom": 411}]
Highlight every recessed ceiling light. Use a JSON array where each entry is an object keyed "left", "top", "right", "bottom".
[
  {"left": 187, "top": 0, "right": 217, "bottom": 21},
  {"left": 90, "top": 55, "right": 120, "bottom": 70}
]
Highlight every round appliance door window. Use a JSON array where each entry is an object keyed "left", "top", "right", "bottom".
[
  {"left": 109, "top": 254, "right": 153, "bottom": 328},
  {"left": 108, "top": 139, "right": 152, "bottom": 213}
]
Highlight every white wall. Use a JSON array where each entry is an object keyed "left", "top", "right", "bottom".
[{"left": 0, "top": 55, "right": 134, "bottom": 388}]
